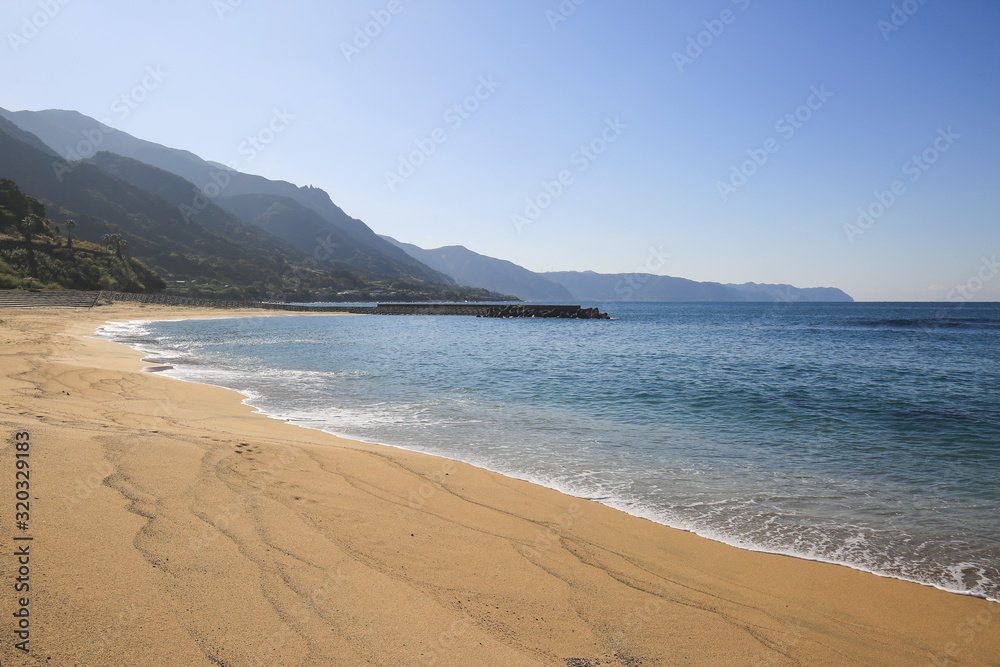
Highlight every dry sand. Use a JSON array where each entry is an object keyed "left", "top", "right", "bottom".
[{"left": 0, "top": 304, "right": 997, "bottom": 666}]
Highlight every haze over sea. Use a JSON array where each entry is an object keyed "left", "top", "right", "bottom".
[{"left": 98, "top": 302, "right": 1000, "bottom": 601}]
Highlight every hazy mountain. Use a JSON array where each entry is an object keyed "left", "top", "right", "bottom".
[
  {"left": 387, "top": 237, "right": 853, "bottom": 303},
  {"left": 215, "top": 193, "right": 357, "bottom": 262},
  {"left": 0, "top": 114, "right": 58, "bottom": 157},
  {"left": 216, "top": 195, "right": 451, "bottom": 283},
  {"left": 87, "top": 152, "right": 453, "bottom": 283},
  {"left": 726, "top": 282, "right": 854, "bottom": 302},
  {"left": 86, "top": 152, "right": 304, "bottom": 254},
  {"left": 543, "top": 271, "right": 737, "bottom": 302},
  {"left": 0, "top": 122, "right": 503, "bottom": 300},
  {"left": 383, "top": 237, "right": 573, "bottom": 302},
  {"left": 0, "top": 106, "right": 854, "bottom": 304},
  {"left": 543, "top": 271, "right": 854, "bottom": 302},
  {"left": 0, "top": 123, "right": 320, "bottom": 295},
  {"left": 0, "top": 107, "right": 445, "bottom": 284}
]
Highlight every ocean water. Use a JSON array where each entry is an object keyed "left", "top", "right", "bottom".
[{"left": 96, "top": 302, "right": 1000, "bottom": 601}]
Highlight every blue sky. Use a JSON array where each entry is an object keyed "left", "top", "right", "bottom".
[{"left": 3, "top": 0, "right": 999, "bottom": 301}]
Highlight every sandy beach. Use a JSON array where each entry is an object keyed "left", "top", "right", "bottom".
[{"left": 0, "top": 304, "right": 997, "bottom": 666}]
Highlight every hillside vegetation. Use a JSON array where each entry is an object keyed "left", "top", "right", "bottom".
[{"left": 0, "top": 178, "right": 164, "bottom": 291}]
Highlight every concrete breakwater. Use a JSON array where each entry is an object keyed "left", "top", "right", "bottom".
[
  {"left": 357, "top": 303, "right": 609, "bottom": 319},
  {"left": 94, "top": 292, "right": 611, "bottom": 319}
]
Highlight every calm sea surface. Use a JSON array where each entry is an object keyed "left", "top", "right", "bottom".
[{"left": 97, "top": 302, "right": 1000, "bottom": 601}]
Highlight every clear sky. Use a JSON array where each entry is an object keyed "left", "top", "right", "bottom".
[{"left": 3, "top": 0, "right": 999, "bottom": 301}]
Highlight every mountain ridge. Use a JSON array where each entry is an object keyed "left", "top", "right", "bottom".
[
  {"left": 388, "top": 240, "right": 854, "bottom": 303},
  {"left": 0, "top": 107, "right": 447, "bottom": 284},
  {"left": 382, "top": 236, "right": 574, "bottom": 302},
  {"left": 1, "top": 105, "right": 853, "bottom": 304},
  {"left": 0, "top": 120, "right": 506, "bottom": 301}
]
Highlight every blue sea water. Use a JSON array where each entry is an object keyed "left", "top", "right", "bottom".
[{"left": 96, "top": 302, "right": 1000, "bottom": 601}]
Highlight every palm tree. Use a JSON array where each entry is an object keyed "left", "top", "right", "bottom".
[
  {"left": 65, "top": 219, "right": 76, "bottom": 249},
  {"left": 18, "top": 215, "right": 46, "bottom": 275},
  {"left": 102, "top": 233, "right": 128, "bottom": 260}
]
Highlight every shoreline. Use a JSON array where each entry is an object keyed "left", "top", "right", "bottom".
[
  {"left": 95, "top": 312, "right": 999, "bottom": 606},
  {"left": 2, "top": 303, "right": 998, "bottom": 665}
]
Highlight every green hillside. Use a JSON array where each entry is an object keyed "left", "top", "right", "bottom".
[{"left": 0, "top": 178, "right": 164, "bottom": 291}]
